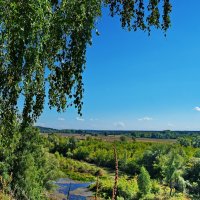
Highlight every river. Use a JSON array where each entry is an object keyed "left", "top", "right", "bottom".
[{"left": 54, "top": 178, "right": 93, "bottom": 200}]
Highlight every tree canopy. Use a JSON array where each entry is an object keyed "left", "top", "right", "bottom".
[{"left": 0, "top": 0, "right": 172, "bottom": 126}]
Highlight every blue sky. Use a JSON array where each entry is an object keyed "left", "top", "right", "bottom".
[{"left": 36, "top": 1, "right": 200, "bottom": 130}]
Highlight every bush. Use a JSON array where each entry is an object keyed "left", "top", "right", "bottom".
[
  {"left": 151, "top": 180, "right": 161, "bottom": 194},
  {"left": 91, "top": 176, "right": 138, "bottom": 200},
  {"left": 138, "top": 167, "right": 152, "bottom": 196},
  {"left": 120, "top": 136, "right": 128, "bottom": 142},
  {"left": 0, "top": 125, "right": 62, "bottom": 200}
]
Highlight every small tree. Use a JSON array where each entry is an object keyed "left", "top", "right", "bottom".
[
  {"left": 112, "top": 145, "right": 119, "bottom": 200},
  {"left": 120, "top": 136, "right": 127, "bottom": 142},
  {"left": 95, "top": 169, "right": 104, "bottom": 200},
  {"left": 138, "top": 166, "right": 152, "bottom": 196},
  {"left": 159, "top": 150, "right": 185, "bottom": 196}
]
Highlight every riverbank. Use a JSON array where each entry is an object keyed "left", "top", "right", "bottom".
[{"left": 49, "top": 178, "right": 93, "bottom": 200}]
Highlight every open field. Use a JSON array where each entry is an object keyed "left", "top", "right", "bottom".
[
  {"left": 43, "top": 132, "right": 177, "bottom": 143},
  {"left": 135, "top": 137, "right": 176, "bottom": 143}
]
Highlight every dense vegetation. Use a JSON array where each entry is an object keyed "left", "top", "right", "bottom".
[
  {"left": 0, "top": 124, "right": 64, "bottom": 199},
  {"left": 1, "top": 121, "right": 200, "bottom": 199},
  {"left": 0, "top": 0, "right": 173, "bottom": 199},
  {"left": 3, "top": 1, "right": 197, "bottom": 200},
  {"left": 45, "top": 133, "right": 200, "bottom": 199}
]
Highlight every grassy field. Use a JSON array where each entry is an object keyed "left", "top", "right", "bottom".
[
  {"left": 44, "top": 133, "right": 177, "bottom": 143},
  {"left": 135, "top": 137, "right": 176, "bottom": 143}
]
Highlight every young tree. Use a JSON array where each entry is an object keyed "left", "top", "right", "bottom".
[
  {"left": 138, "top": 166, "right": 152, "bottom": 196},
  {"left": 112, "top": 144, "right": 119, "bottom": 200},
  {"left": 120, "top": 136, "right": 127, "bottom": 142},
  {"left": 159, "top": 150, "right": 186, "bottom": 196}
]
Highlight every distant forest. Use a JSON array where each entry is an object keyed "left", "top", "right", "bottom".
[{"left": 37, "top": 126, "right": 200, "bottom": 139}]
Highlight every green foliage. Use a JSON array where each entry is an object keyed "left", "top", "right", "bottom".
[
  {"left": 2, "top": 125, "right": 198, "bottom": 199},
  {"left": 13, "top": 153, "right": 44, "bottom": 199},
  {"left": 158, "top": 149, "right": 186, "bottom": 195},
  {"left": 0, "top": 117, "right": 21, "bottom": 183},
  {"left": 50, "top": 136, "right": 199, "bottom": 199},
  {"left": 139, "top": 144, "right": 170, "bottom": 179},
  {"left": 0, "top": 0, "right": 172, "bottom": 125},
  {"left": 178, "top": 137, "right": 191, "bottom": 147},
  {"left": 119, "top": 136, "right": 128, "bottom": 142},
  {"left": 0, "top": 2, "right": 172, "bottom": 198},
  {"left": 178, "top": 136, "right": 200, "bottom": 148},
  {"left": 184, "top": 159, "right": 200, "bottom": 198},
  {"left": 194, "top": 149, "right": 200, "bottom": 158},
  {"left": 90, "top": 176, "right": 138, "bottom": 200},
  {"left": 47, "top": 134, "right": 77, "bottom": 156},
  {"left": 117, "top": 176, "right": 138, "bottom": 199},
  {"left": 45, "top": 134, "right": 198, "bottom": 199},
  {"left": 138, "top": 166, "right": 152, "bottom": 196},
  {"left": 151, "top": 179, "right": 161, "bottom": 194},
  {"left": 0, "top": 125, "right": 62, "bottom": 200},
  {"left": 55, "top": 155, "right": 106, "bottom": 181}
]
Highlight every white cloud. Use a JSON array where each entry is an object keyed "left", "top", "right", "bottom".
[
  {"left": 58, "top": 117, "right": 65, "bottom": 121},
  {"left": 138, "top": 117, "right": 153, "bottom": 121},
  {"left": 89, "top": 118, "right": 98, "bottom": 121},
  {"left": 76, "top": 117, "right": 85, "bottom": 121},
  {"left": 114, "top": 121, "right": 125, "bottom": 129},
  {"left": 194, "top": 106, "right": 200, "bottom": 111},
  {"left": 167, "top": 123, "right": 174, "bottom": 127}
]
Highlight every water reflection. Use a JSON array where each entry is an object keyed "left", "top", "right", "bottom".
[{"left": 55, "top": 178, "right": 92, "bottom": 200}]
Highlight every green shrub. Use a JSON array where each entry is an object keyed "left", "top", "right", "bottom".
[
  {"left": 0, "top": 125, "right": 62, "bottom": 200},
  {"left": 138, "top": 166, "right": 152, "bottom": 196},
  {"left": 151, "top": 180, "right": 161, "bottom": 194},
  {"left": 91, "top": 176, "right": 138, "bottom": 200}
]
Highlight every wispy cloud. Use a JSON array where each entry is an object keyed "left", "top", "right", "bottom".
[
  {"left": 194, "top": 106, "right": 200, "bottom": 111},
  {"left": 58, "top": 117, "right": 65, "bottom": 121},
  {"left": 89, "top": 118, "right": 98, "bottom": 121},
  {"left": 76, "top": 117, "right": 85, "bottom": 121},
  {"left": 138, "top": 117, "right": 153, "bottom": 121},
  {"left": 114, "top": 121, "right": 125, "bottom": 129},
  {"left": 167, "top": 123, "right": 174, "bottom": 127}
]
